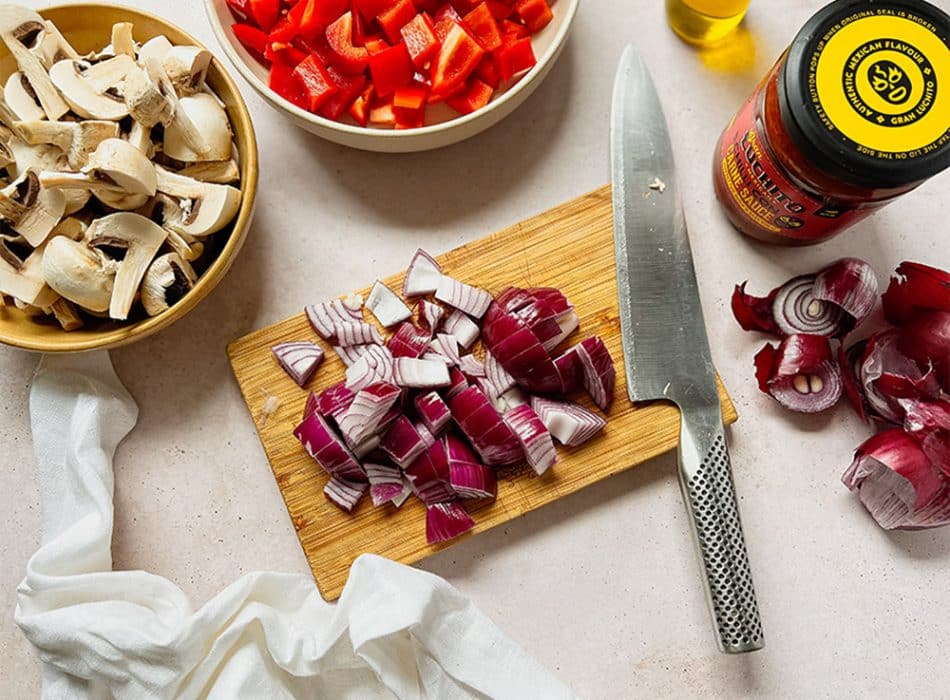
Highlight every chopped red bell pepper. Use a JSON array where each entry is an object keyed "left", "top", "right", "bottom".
[
  {"left": 393, "top": 83, "right": 429, "bottom": 110},
  {"left": 368, "top": 42, "right": 415, "bottom": 96},
  {"left": 486, "top": 1, "right": 512, "bottom": 20},
  {"left": 448, "top": 0, "right": 481, "bottom": 15},
  {"left": 268, "top": 15, "right": 298, "bottom": 43},
  {"left": 501, "top": 18, "right": 529, "bottom": 39},
  {"left": 394, "top": 104, "right": 425, "bottom": 128},
  {"left": 249, "top": 0, "right": 281, "bottom": 32},
  {"left": 227, "top": 0, "right": 254, "bottom": 24},
  {"left": 354, "top": 0, "right": 397, "bottom": 21},
  {"left": 378, "top": 0, "right": 418, "bottom": 43},
  {"left": 265, "top": 42, "right": 307, "bottom": 64},
  {"left": 348, "top": 84, "right": 374, "bottom": 125},
  {"left": 445, "top": 77, "right": 493, "bottom": 113},
  {"left": 370, "top": 98, "right": 397, "bottom": 124},
  {"left": 474, "top": 53, "right": 499, "bottom": 88},
  {"left": 513, "top": 0, "right": 551, "bottom": 33},
  {"left": 401, "top": 13, "right": 440, "bottom": 68},
  {"left": 364, "top": 36, "right": 391, "bottom": 53},
  {"left": 289, "top": 0, "right": 349, "bottom": 40},
  {"left": 318, "top": 65, "right": 368, "bottom": 119},
  {"left": 463, "top": 2, "right": 502, "bottom": 51},
  {"left": 433, "top": 3, "right": 462, "bottom": 24},
  {"left": 291, "top": 53, "right": 339, "bottom": 111},
  {"left": 325, "top": 11, "right": 370, "bottom": 73},
  {"left": 269, "top": 53, "right": 309, "bottom": 109},
  {"left": 232, "top": 23, "right": 269, "bottom": 61},
  {"left": 430, "top": 22, "right": 484, "bottom": 96},
  {"left": 494, "top": 35, "right": 534, "bottom": 81}
]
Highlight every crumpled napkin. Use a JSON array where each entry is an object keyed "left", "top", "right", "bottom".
[{"left": 15, "top": 353, "right": 578, "bottom": 700}]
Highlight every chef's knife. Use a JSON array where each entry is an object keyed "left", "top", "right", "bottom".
[{"left": 610, "top": 45, "right": 764, "bottom": 654}]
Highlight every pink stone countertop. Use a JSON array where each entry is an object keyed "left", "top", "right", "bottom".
[{"left": 2, "top": 0, "right": 948, "bottom": 697}]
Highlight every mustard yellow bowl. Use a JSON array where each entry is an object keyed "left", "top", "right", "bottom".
[{"left": 0, "top": 3, "right": 258, "bottom": 353}]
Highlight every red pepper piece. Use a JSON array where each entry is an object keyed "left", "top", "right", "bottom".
[
  {"left": 401, "top": 13, "right": 440, "bottom": 68},
  {"left": 486, "top": 0, "right": 512, "bottom": 20},
  {"left": 474, "top": 54, "right": 499, "bottom": 88},
  {"left": 462, "top": 2, "right": 502, "bottom": 51},
  {"left": 378, "top": 0, "right": 418, "bottom": 43},
  {"left": 291, "top": 54, "right": 339, "bottom": 111},
  {"left": 265, "top": 42, "right": 307, "bottom": 64},
  {"left": 227, "top": 0, "right": 254, "bottom": 24},
  {"left": 269, "top": 53, "right": 308, "bottom": 109},
  {"left": 370, "top": 98, "right": 397, "bottom": 124},
  {"left": 513, "top": 0, "right": 551, "bottom": 32},
  {"left": 319, "top": 65, "right": 367, "bottom": 119},
  {"left": 393, "top": 83, "right": 429, "bottom": 110},
  {"left": 433, "top": 3, "right": 462, "bottom": 24},
  {"left": 494, "top": 35, "right": 534, "bottom": 81},
  {"left": 445, "top": 77, "right": 493, "bottom": 113},
  {"left": 289, "top": 0, "right": 349, "bottom": 40},
  {"left": 349, "top": 84, "right": 374, "bottom": 125},
  {"left": 325, "top": 11, "right": 370, "bottom": 73},
  {"left": 394, "top": 104, "right": 425, "bottom": 128},
  {"left": 430, "top": 22, "right": 484, "bottom": 96},
  {"left": 501, "top": 18, "right": 529, "bottom": 38},
  {"left": 232, "top": 23, "right": 269, "bottom": 62},
  {"left": 354, "top": 0, "right": 397, "bottom": 21},
  {"left": 368, "top": 42, "right": 415, "bottom": 96},
  {"left": 249, "top": 0, "right": 281, "bottom": 31},
  {"left": 364, "top": 36, "right": 391, "bottom": 53},
  {"left": 449, "top": 0, "right": 481, "bottom": 15},
  {"left": 267, "top": 15, "right": 298, "bottom": 43}
]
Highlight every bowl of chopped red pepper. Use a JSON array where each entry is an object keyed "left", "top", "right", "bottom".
[{"left": 206, "top": 0, "right": 578, "bottom": 152}]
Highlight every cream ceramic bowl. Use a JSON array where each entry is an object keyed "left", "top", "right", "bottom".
[
  {"left": 0, "top": 4, "right": 258, "bottom": 353},
  {"left": 205, "top": 0, "right": 578, "bottom": 152}
]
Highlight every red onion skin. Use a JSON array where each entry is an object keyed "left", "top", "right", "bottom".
[
  {"left": 812, "top": 257, "right": 878, "bottom": 330},
  {"left": 882, "top": 262, "right": 950, "bottom": 327},
  {"left": 838, "top": 343, "right": 869, "bottom": 422},
  {"left": 897, "top": 311, "right": 950, "bottom": 392},
  {"left": 731, "top": 282, "right": 780, "bottom": 335}
]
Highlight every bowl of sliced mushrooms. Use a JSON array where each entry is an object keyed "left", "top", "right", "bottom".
[{"left": 0, "top": 3, "right": 257, "bottom": 352}]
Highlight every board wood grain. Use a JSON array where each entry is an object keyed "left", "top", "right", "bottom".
[{"left": 228, "top": 185, "right": 737, "bottom": 600}]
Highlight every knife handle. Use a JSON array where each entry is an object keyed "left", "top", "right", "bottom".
[{"left": 677, "top": 412, "right": 764, "bottom": 653}]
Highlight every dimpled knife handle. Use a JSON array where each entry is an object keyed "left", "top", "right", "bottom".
[{"left": 679, "top": 428, "right": 764, "bottom": 653}]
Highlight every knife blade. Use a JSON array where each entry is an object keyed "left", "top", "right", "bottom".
[{"left": 610, "top": 45, "right": 764, "bottom": 654}]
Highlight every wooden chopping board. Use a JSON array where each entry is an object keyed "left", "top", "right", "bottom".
[{"left": 228, "top": 185, "right": 737, "bottom": 600}]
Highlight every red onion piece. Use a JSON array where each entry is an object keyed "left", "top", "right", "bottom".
[
  {"left": 897, "top": 311, "right": 950, "bottom": 392},
  {"left": 859, "top": 330, "right": 940, "bottom": 424},
  {"left": 882, "top": 261, "right": 950, "bottom": 327},
  {"left": 503, "top": 403, "right": 556, "bottom": 474},
  {"left": 324, "top": 476, "right": 367, "bottom": 512},
  {"left": 531, "top": 396, "right": 606, "bottom": 447},
  {"left": 272, "top": 341, "right": 324, "bottom": 387},
  {"left": 485, "top": 351, "right": 515, "bottom": 395},
  {"left": 365, "top": 280, "right": 411, "bottom": 327},
  {"left": 476, "top": 376, "right": 499, "bottom": 399},
  {"left": 443, "top": 309, "right": 480, "bottom": 348},
  {"left": 415, "top": 391, "right": 452, "bottom": 434},
  {"left": 771, "top": 275, "right": 846, "bottom": 337},
  {"left": 495, "top": 287, "right": 575, "bottom": 350},
  {"left": 492, "top": 386, "right": 528, "bottom": 414},
  {"left": 345, "top": 345, "right": 395, "bottom": 391},
  {"left": 483, "top": 306, "right": 562, "bottom": 394},
  {"left": 730, "top": 282, "right": 780, "bottom": 335},
  {"left": 387, "top": 321, "right": 431, "bottom": 358},
  {"left": 304, "top": 391, "right": 319, "bottom": 420},
  {"left": 542, "top": 309, "right": 580, "bottom": 352},
  {"left": 405, "top": 441, "right": 456, "bottom": 504},
  {"left": 449, "top": 385, "right": 523, "bottom": 466},
  {"left": 554, "top": 347, "right": 583, "bottom": 393},
  {"left": 842, "top": 428, "right": 950, "bottom": 530},
  {"left": 426, "top": 501, "right": 474, "bottom": 544},
  {"left": 418, "top": 299, "right": 445, "bottom": 336},
  {"left": 305, "top": 299, "right": 361, "bottom": 339},
  {"left": 333, "top": 344, "right": 372, "bottom": 367},
  {"left": 435, "top": 275, "right": 493, "bottom": 319},
  {"left": 458, "top": 354, "right": 485, "bottom": 378},
  {"left": 416, "top": 422, "right": 436, "bottom": 448},
  {"left": 380, "top": 415, "right": 427, "bottom": 468},
  {"left": 573, "top": 336, "right": 616, "bottom": 410},
  {"left": 449, "top": 461, "right": 497, "bottom": 499},
  {"left": 430, "top": 333, "right": 461, "bottom": 365},
  {"left": 294, "top": 412, "right": 365, "bottom": 482},
  {"left": 752, "top": 334, "right": 842, "bottom": 413},
  {"left": 394, "top": 357, "right": 451, "bottom": 388},
  {"left": 838, "top": 342, "right": 869, "bottom": 422},
  {"left": 403, "top": 248, "right": 442, "bottom": 297},
  {"left": 365, "top": 462, "right": 405, "bottom": 506},
  {"left": 443, "top": 366, "right": 469, "bottom": 398},
  {"left": 332, "top": 321, "right": 383, "bottom": 347},
  {"left": 337, "top": 382, "right": 401, "bottom": 447},
  {"left": 812, "top": 257, "right": 878, "bottom": 330},
  {"left": 315, "top": 382, "right": 355, "bottom": 419},
  {"left": 353, "top": 434, "right": 381, "bottom": 459}
]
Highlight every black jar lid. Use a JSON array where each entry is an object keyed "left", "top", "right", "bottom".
[{"left": 779, "top": 0, "right": 950, "bottom": 189}]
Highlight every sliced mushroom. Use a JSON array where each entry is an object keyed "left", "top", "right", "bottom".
[
  {"left": 144, "top": 57, "right": 209, "bottom": 158},
  {"left": 141, "top": 251, "right": 194, "bottom": 316},
  {"left": 154, "top": 165, "right": 239, "bottom": 237},
  {"left": 126, "top": 119, "right": 154, "bottom": 157},
  {"left": 39, "top": 138, "right": 157, "bottom": 196},
  {"left": 49, "top": 59, "right": 129, "bottom": 120},
  {"left": 4, "top": 72, "right": 44, "bottom": 121},
  {"left": 94, "top": 190, "right": 149, "bottom": 211},
  {"left": 0, "top": 171, "right": 65, "bottom": 246},
  {"left": 50, "top": 297, "right": 83, "bottom": 330},
  {"left": 0, "top": 94, "right": 21, "bottom": 131},
  {"left": 40, "top": 235, "right": 116, "bottom": 312},
  {"left": 138, "top": 35, "right": 173, "bottom": 65},
  {"left": 85, "top": 212, "right": 166, "bottom": 319},
  {"left": 135, "top": 194, "right": 200, "bottom": 261},
  {"left": 15, "top": 119, "right": 120, "bottom": 168},
  {"left": 0, "top": 6, "right": 68, "bottom": 120},
  {"left": 33, "top": 19, "right": 80, "bottom": 68},
  {"left": 178, "top": 158, "right": 239, "bottom": 184},
  {"left": 110, "top": 22, "right": 135, "bottom": 58},
  {"left": 162, "top": 46, "right": 211, "bottom": 96},
  {"left": 164, "top": 93, "right": 230, "bottom": 163},
  {"left": 81, "top": 54, "right": 136, "bottom": 93},
  {"left": 0, "top": 138, "right": 14, "bottom": 170},
  {"left": 122, "top": 65, "right": 171, "bottom": 127},
  {"left": 0, "top": 233, "right": 57, "bottom": 306},
  {"left": 49, "top": 215, "right": 86, "bottom": 241}
]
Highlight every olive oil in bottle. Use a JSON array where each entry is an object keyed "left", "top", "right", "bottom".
[{"left": 666, "top": 0, "right": 750, "bottom": 45}]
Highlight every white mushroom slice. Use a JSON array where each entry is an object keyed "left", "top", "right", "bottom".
[
  {"left": 154, "top": 166, "right": 239, "bottom": 237},
  {"left": 126, "top": 120, "right": 153, "bottom": 156},
  {"left": 8, "top": 137, "right": 63, "bottom": 174},
  {"left": 84, "top": 212, "right": 166, "bottom": 319},
  {"left": 141, "top": 252, "right": 195, "bottom": 316},
  {"left": 0, "top": 139, "right": 14, "bottom": 169},
  {"left": 34, "top": 20, "right": 79, "bottom": 67},
  {"left": 81, "top": 54, "right": 135, "bottom": 93},
  {"left": 62, "top": 189, "right": 91, "bottom": 216},
  {"left": 4, "top": 72, "right": 44, "bottom": 121},
  {"left": 12, "top": 297, "right": 45, "bottom": 316},
  {"left": 41, "top": 235, "right": 116, "bottom": 312},
  {"left": 135, "top": 194, "right": 201, "bottom": 261},
  {"left": 137, "top": 35, "right": 173, "bottom": 65},
  {"left": 0, "top": 6, "right": 68, "bottom": 120},
  {"left": 15, "top": 119, "right": 120, "bottom": 168},
  {"left": 178, "top": 159, "right": 239, "bottom": 184},
  {"left": 49, "top": 59, "right": 129, "bottom": 120},
  {"left": 164, "top": 93, "right": 230, "bottom": 162},
  {"left": 50, "top": 297, "right": 83, "bottom": 330},
  {"left": 122, "top": 65, "right": 171, "bottom": 127},
  {"left": 0, "top": 234, "right": 57, "bottom": 305},
  {"left": 144, "top": 57, "right": 209, "bottom": 157},
  {"left": 39, "top": 138, "right": 157, "bottom": 196},
  {"left": 49, "top": 215, "right": 86, "bottom": 241},
  {"left": 0, "top": 171, "right": 66, "bottom": 246},
  {"left": 162, "top": 46, "right": 212, "bottom": 96},
  {"left": 0, "top": 94, "right": 21, "bottom": 131},
  {"left": 110, "top": 22, "right": 135, "bottom": 58},
  {"left": 94, "top": 190, "right": 149, "bottom": 211}
]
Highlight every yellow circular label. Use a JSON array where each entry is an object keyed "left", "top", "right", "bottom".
[{"left": 811, "top": 12, "right": 949, "bottom": 160}]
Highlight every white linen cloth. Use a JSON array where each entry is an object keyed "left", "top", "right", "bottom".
[{"left": 15, "top": 353, "right": 578, "bottom": 700}]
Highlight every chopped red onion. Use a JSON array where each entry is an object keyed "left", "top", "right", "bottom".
[
  {"left": 753, "top": 334, "right": 842, "bottom": 413},
  {"left": 294, "top": 412, "right": 365, "bottom": 482},
  {"left": 388, "top": 321, "right": 431, "bottom": 358},
  {"left": 324, "top": 476, "right": 367, "bottom": 513},
  {"left": 449, "top": 385, "right": 524, "bottom": 466},
  {"left": 315, "top": 382, "right": 355, "bottom": 419},
  {"left": 443, "top": 309, "right": 480, "bottom": 348},
  {"left": 444, "top": 366, "right": 469, "bottom": 398},
  {"left": 353, "top": 434, "right": 381, "bottom": 459},
  {"left": 573, "top": 337, "right": 615, "bottom": 410},
  {"left": 405, "top": 442, "right": 456, "bottom": 504},
  {"left": 365, "top": 462, "right": 405, "bottom": 506},
  {"left": 337, "top": 382, "right": 401, "bottom": 447},
  {"left": 449, "top": 461, "right": 497, "bottom": 499},
  {"left": 304, "top": 391, "right": 319, "bottom": 420},
  {"left": 882, "top": 261, "right": 950, "bottom": 327},
  {"left": 333, "top": 344, "right": 371, "bottom": 367},
  {"left": 380, "top": 416, "right": 427, "bottom": 468},
  {"left": 483, "top": 306, "right": 562, "bottom": 394},
  {"left": 365, "top": 280, "right": 412, "bottom": 327},
  {"left": 458, "top": 354, "right": 485, "bottom": 378},
  {"left": 435, "top": 274, "right": 493, "bottom": 319},
  {"left": 504, "top": 403, "right": 556, "bottom": 474},
  {"left": 403, "top": 248, "right": 442, "bottom": 297},
  {"left": 305, "top": 299, "right": 361, "bottom": 339},
  {"left": 492, "top": 386, "right": 528, "bottom": 414},
  {"left": 485, "top": 351, "right": 515, "bottom": 395},
  {"left": 730, "top": 282, "right": 780, "bottom": 335},
  {"left": 554, "top": 347, "right": 583, "bottom": 393},
  {"left": 430, "top": 333, "right": 461, "bottom": 365},
  {"left": 415, "top": 391, "right": 452, "bottom": 434},
  {"left": 425, "top": 501, "right": 475, "bottom": 544},
  {"left": 332, "top": 321, "right": 384, "bottom": 347},
  {"left": 842, "top": 428, "right": 949, "bottom": 530},
  {"left": 416, "top": 422, "right": 436, "bottom": 448},
  {"left": 542, "top": 309, "right": 580, "bottom": 352},
  {"left": 272, "top": 341, "right": 324, "bottom": 387},
  {"left": 394, "top": 357, "right": 451, "bottom": 388},
  {"left": 531, "top": 396, "right": 605, "bottom": 447},
  {"left": 812, "top": 258, "right": 878, "bottom": 329},
  {"left": 476, "top": 376, "right": 499, "bottom": 399},
  {"left": 345, "top": 344, "right": 396, "bottom": 391},
  {"left": 419, "top": 299, "right": 445, "bottom": 336}
]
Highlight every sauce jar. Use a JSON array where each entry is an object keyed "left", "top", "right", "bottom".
[{"left": 713, "top": 0, "right": 950, "bottom": 245}]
